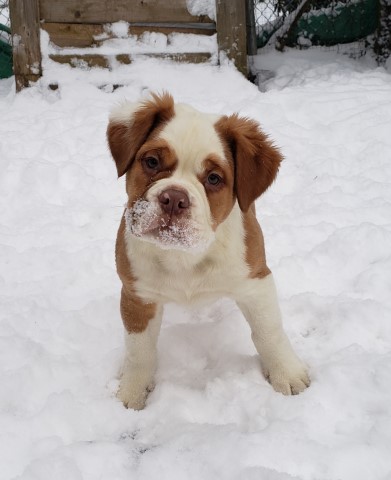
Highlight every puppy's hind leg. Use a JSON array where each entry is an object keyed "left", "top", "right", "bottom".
[{"left": 118, "top": 288, "right": 163, "bottom": 410}]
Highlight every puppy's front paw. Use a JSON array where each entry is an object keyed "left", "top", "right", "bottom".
[
  {"left": 262, "top": 356, "right": 310, "bottom": 395},
  {"left": 117, "top": 378, "right": 154, "bottom": 410}
]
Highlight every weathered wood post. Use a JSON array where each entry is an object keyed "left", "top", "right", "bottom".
[
  {"left": 246, "top": 0, "right": 257, "bottom": 56},
  {"left": 9, "top": 0, "right": 42, "bottom": 91},
  {"left": 216, "top": 0, "right": 248, "bottom": 76}
]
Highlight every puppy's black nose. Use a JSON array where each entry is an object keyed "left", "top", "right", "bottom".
[{"left": 158, "top": 189, "right": 190, "bottom": 216}]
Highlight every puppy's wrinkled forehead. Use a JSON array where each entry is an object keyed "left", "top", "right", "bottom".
[{"left": 157, "top": 104, "right": 226, "bottom": 172}]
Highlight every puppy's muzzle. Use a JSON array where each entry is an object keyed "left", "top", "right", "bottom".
[{"left": 158, "top": 188, "right": 190, "bottom": 217}]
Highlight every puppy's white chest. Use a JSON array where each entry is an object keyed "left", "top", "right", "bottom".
[
  {"left": 126, "top": 239, "right": 247, "bottom": 306},
  {"left": 131, "top": 250, "right": 235, "bottom": 304}
]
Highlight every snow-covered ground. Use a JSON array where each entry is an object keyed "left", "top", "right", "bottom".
[{"left": 1, "top": 49, "right": 391, "bottom": 480}]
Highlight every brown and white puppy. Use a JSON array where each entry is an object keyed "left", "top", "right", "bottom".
[{"left": 107, "top": 92, "right": 310, "bottom": 410}]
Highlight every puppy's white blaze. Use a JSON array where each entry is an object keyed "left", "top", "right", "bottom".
[
  {"left": 159, "top": 105, "right": 226, "bottom": 175},
  {"left": 147, "top": 105, "right": 226, "bottom": 250}
]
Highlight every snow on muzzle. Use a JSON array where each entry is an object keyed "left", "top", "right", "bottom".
[{"left": 124, "top": 198, "right": 213, "bottom": 253}]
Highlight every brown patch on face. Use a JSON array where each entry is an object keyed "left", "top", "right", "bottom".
[
  {"left": 214, "top": 115, "right": 283, "bottom": 212},
  {"left": 125, "top": 138, "right": 178, "bottom": 207},
  {"left": 199, "top": 155, "right": 235, "bottom": 228},
  {"left": 107, "top": 92, "right": 175, "bottom": 177},
  {"left": 242, "top": 205, "right": 271, "bottom": 279},
  {"left": 116, "top": 215, "right": 157, "bottom": 333}
]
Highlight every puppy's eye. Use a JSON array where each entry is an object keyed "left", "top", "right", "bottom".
[
  {"left": 207, "top": 173, "right": 222, "bottom": 186},
  {"left": 143, "top": 156, "right": 159, "bottom": 170}
]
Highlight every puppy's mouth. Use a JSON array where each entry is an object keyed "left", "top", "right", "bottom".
[{"left": 124, "top": 199, "right": 212, "bottom": 252}]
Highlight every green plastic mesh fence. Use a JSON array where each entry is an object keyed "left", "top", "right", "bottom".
[
  {"left": 254, "top": 0, "right": 380, "bottom": 52},
  {"left": 0, "top": 1, "right": 12, "bottom": 79}
]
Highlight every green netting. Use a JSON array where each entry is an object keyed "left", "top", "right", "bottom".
[
  {"left": 289, "top": 0, "right": 379, "bottom": 46},
  {"left": 0, "top": 23, "right": 12, "bottom": 79},
  {"left": 257, "top": 0, "right": 379, "bottom": 48}
]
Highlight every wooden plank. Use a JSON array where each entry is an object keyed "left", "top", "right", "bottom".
[
  {"left": 40, "top": 0, "right": 212, "bottom": 24},
  {"left": 128, "top": 23, "right": 215, "bottom": 37},
  {"left": 216, "top": 0, "right": 248, "bottom": 76},
  {"left": 147, "top": 52, "right": 212, "bottom": 62},
  {"left": 9, "top": 0, "right": 42, "bottom": 90},
  {"left": 49, "top": 52, "right": 212, "bottom": 68},
  {"left": 42, "top": 23, "right": 105, "bottom": 48},
  {"left": 42, "top": 22, "right": 216, "bottom": 48},
  {"left": 49, "top": 54, "right": 113, "bottom": 68}
]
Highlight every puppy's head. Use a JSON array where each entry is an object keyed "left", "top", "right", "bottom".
[{"left": 107, "top": 92, "right": 282, "bottom": 252}]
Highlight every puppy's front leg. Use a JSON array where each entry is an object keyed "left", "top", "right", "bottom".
[
  {"left": 237, "top": 274, "right": 310, "bottom": 395},
  {"left": 117, "top": 288, "right": 162, "bottom": 410}
]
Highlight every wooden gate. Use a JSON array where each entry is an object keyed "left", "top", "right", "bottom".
[{"left": 10, "top": 0, "right": 247, "bottom": 91}]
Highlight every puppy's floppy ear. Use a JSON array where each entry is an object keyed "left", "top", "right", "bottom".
[
  {"left": 215, "top": 114, "right": 283, "bottom": 212},
  {"left": 107, "top": 92, "right": 175, "bottom": 177}
]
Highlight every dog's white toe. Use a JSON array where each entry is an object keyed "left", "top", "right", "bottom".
[
  {"left": 117, "top": 378, "right": 155, "bottom": 410},
  {"left": 262, "top": 358, "right": 310, "bottom": 395}
]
